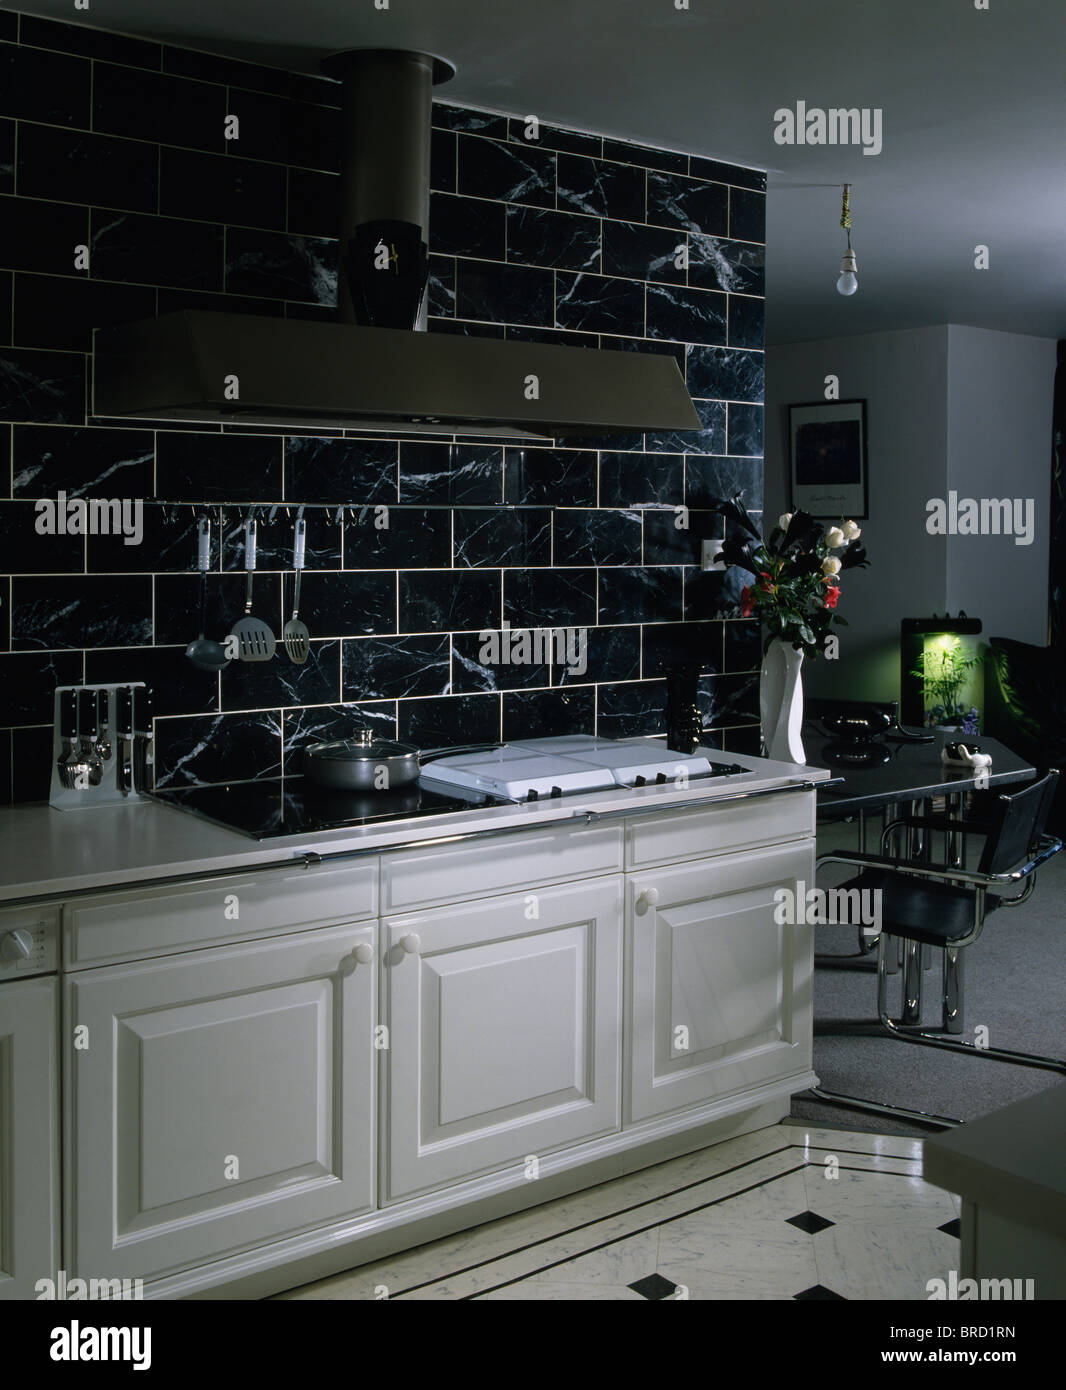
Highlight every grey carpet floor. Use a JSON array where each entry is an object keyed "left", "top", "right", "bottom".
[{"left": 792, "top": 816, "right": 1066, "bottom": 1136}]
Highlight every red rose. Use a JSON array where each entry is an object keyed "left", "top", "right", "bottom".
[
  {"left": 740, "top": 585, "right": 754, "bottom": 617},
  {"left": 824, "top": 585, "right": 841, "bottom": 610}
]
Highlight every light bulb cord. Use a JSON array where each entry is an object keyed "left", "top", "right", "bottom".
[{"left": 840, "top": 184, "right": 852, "bottom": 248}]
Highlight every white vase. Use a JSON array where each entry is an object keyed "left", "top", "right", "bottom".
[{"left": 760, "top": 639, "right": 806, "bottom": 763}]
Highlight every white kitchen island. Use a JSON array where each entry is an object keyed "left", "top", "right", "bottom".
[{"left": 0, "top": 746, "right": 829, "bottom": 1300}]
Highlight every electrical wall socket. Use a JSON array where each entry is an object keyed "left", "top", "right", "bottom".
[{"left": 701, "top": 539, "right": 726, "bottom": 572}]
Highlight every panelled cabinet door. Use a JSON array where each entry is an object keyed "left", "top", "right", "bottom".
[
  {"left": 66, "top": 924, "right": 376, "bottom": 1285},
  {"left": 383, "top": 879, "right": 622, "bottom": 1203},
  {"left": 0, "top": 977, "right": 59, "bottom": 1301},
  {"left": 626, "top": 842, "right": 814, "bottom": 1124}
]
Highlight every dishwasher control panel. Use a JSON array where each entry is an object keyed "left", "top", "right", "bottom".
[{"left": 0, "top": 908, "right": 59, "bottom": 980}]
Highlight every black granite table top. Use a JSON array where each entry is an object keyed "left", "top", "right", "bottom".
[{"left": 803, "top": 724, "right": 1035, "bottom": 817}]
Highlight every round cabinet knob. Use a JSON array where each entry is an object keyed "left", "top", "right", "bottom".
[
  {"left": 353, "top": 942, "right": 374, "bottom": 965},
  {"left": 400, "top": 932, "right": 422, "bottom": 956},
  {"left": 635, "top": 887, "right": 660, "bottom": 915},
  {"left": 0, "top": 928, "right": 33, "bottom": 962}
]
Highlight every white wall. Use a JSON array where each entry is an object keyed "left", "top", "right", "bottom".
[
  {"left": 765, "top": 326, "right": 950, "bottom": 701},
  {"left": 945, "top": 325, "right": 1056, "bottom": 646}
]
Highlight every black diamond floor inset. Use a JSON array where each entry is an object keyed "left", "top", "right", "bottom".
[
  {"left": 628, "top": 1272, "right": 678, "bottom": 1300},
  {"left": 939, "top": 1217, "right": 961, "bottom": 1238},
  {"left": 786, "top": 1209, "right": 836, "bottom": 1235},
  {"left": 795, "top": 1283, "right": 847, "bottom": 1300}
]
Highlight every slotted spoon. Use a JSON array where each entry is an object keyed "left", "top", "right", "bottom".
[
  {"left": 230, "top": 518, "right": 276, "bottom": 662},
  {"left": 283, "top": 517, "right": 310, "bottom": 664}
]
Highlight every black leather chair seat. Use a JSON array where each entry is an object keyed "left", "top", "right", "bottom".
[{"left": 838, "top": 869, "right": 1001, "bottom": 948}]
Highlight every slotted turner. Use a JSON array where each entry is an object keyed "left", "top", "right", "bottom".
[
  {"left": 230, "top": 518, "right": 276, "bottom": 661},
  {"left": 283, "top": 517, "right": 310, "bottom": 664}
]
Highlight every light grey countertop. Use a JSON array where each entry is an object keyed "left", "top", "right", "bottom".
[{"left": 0, "top": 749, "right": 831, "bottom": 906}]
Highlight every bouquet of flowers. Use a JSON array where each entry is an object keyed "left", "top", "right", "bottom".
[{"left": 712, "top": 495, "right": 869, "bottom": 660}]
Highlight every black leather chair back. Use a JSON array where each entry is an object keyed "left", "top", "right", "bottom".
[{"left": 979, "top": 770, "right": 1060, "bottom": 875}]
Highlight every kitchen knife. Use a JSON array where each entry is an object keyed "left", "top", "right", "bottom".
[{"left": 116, "top": 685, "right": 133, "bottom": 793}]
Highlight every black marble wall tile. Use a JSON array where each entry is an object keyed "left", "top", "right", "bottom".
[
  {"left": 458, "top": 135, "right": 556, "bottom": 208},
  {"left": 504, "top": 324, "right": 600, "bottom": 351},
  {"left": 729, "top": 187, "right": 766, "bottom": 244},
  {"left": 506, "top": 206, "right": 600, "bottom": 272},
  {"left": 0, "top": 194, "right": 88, "bottom": 274},
  {"left": 93, "top": 63, "right": 225, "bottom": 151},
  {"left": 282, "top": 702, "right": 397, "bottom": 770},
  {"left": 427, "top": 256, "right": 456, "bottom": 318},
  {"left": 724, "top": 618, "right": 762, "bottom": 672},
  {"left": 508, "top": 119, "right": 602, "bottom": 157},
  {"left": 342, "top": 634, "right": 449, "bottom": 701},
  {"left": 645, "top": 398, "right": 726, "bottom": 456},
  {"left": 91, "top": 211, "right": 223, "bottom": 291},
  {"left": 18, "top": 125, "right": 158, "bottom": 212},
  {"left": 225, "top": 227, "right": 337, "bottom": 305},
  {"left": 85, "top": 503, "right": 200, "bottom": 574},
  {"left": 701, "top": 670, "right": 759, "bottom": 725},
  {"left": 160, "top": 147, "right": 287, "bottom": 229},
  {"left": 553, "top": 508, "right": 642, "bottom": 566},
  {"left": 434, "top": 107, "right": 508, "bottom": 140},
  {"left": 554, "top": 624, "right": 640, "bottom": 687},
  {"left": 602, "top": 220, "right": 685, "bottom": 285},
  {"left": 153, "top": 710, "right": 282, "bottom": 787},
  {"left": 727, "top": 402, "right": 764, "bottom": 456},
  {"left": 0, "top": 270, "right": 10, "bottom": 345},
  {"left": 647, "top": 172, "right": 728, "bottom": 236},
  {"left": 641, "top": 620, "right": 723, "bottom": 676},
  {"left": 455, "top": 508, "right": 551, "bottom": 568},
  {"left": 396, "top": 692, "right": 500, "bottom": 748},
  {"left": 0, "top": 650, "right": 83, "bottom": 725},
  {"left": 156, "top": 431, "right": 283, "bottom": 501},
  {"left": 0, "top": 12, "right": 14, "bottom": 41},
  {"left": 556, "top": 272, "right": 645, "bottom": 334},
  {"left": 645, "top": 282, "right": 726, "bottom": 346},
  {"left": 430, "top": 126, "right": 457, "bottom": 193},
  {"left": 152, "top": 571, "right": 273, "bottom": 645},
  {"left": 596, "top": 679, "right": 668, "bottom": 739},
  {"left": 598, "top": 567, "right": 683, "bottom": 625},
  {"left": 0, "top": 117, "right": 13, "bottom": 193},
  {"left": 400, "top": 443, "right": 502, "bottom": 505},
  {"left": 221, "top": 639, "right": 341, "bottom": 711},
  {"left": 20, "top": 15, "right": 161, "bottom": 70},
  {"left": 342, "top": 507, "right": 450, "bottom": 570},
  {"left": 504, "top": 568, "right": 596, "bottom": 629},
  {"left": 84, "top": 645, "right": 218, "bottom": 718},
  {"left": 686, "top": 345, "right": 764, "bottom": 403},
  {"left": 285, "top": 436, "right": 396, "bottom": 505},
  {"left": 603, "top": 139, "right": 687, "bottom": 175},
  {"left": 455, "top": 259, "right": 553, "bottom": 326},
  {"left": 688, "top": 234, "right": 764, "bottom": 296},
  {"left": 728, "top": 294, "right": 765, "bottom": 350},
  {"left": 162, "top": 44, "right": 292, "bottom": 97},
  {"left": 156, "top": 287, "right": 281, "bottom": 320},
  {"left": 13, "top": 274, "right": 155, "bottom": 352},
  {"left": 557, "top": 154, "right": 644, "bottom": 221},
  {"left": 599, "top": 450, "right": 684, "bottom": 507},
  {"left": 503, "top": 687, "right": 595, "bottom": 741},
  {"left": 288, "top": 168, "right": 339, "bottom": 237},
  {"left": 430, "top": 192, "right": 506, "bottom": 261},
  {"left": 0, "top": 40, "right": 90, "bottom": 125},
  {"left": 0, "top": 424, "right": 10, "bottom": 495},
  {"left": 400, "top": 569, "right": 501, "bottom": 634},
  {"left": 504, "top": 447, "right": 596, "bottom": 507},
  {"left": 451, "top": 630, "right": 549, "bottom": 694},
  {"left": 11, "top": 574, "right": 152, "bottom": 649},
  {"left": 11, "top": 724, "right": 50, "bottom": 802},
  {"left": 721, "top": 723, "right": 761, "bottom": 754},
  {"left": 689, "top": 156, "right": 766, "bottom": 192},
  {"left": 224, "top": 89, "right": 341, "bottom": 172},
  {"left": 427, "top": 317, "right": 505, "bottom": 340},
  {"left": 220, "top": 506, "right": 340, "bottom": 572},
  {"left": 0, "top": 498, "right": 84, "bottom": 572},
  {"left": 280, "top": 570, "right": 395, "bottom": 637},
  {"left": 642, "top": 508, "right": 722, "bottom": 567},
  {"left": 0, "top": 348, "right": 85, "bottom": 424},
  {"left": 0, "top": 729, "right": 10, "bottom": 804},
  {"left": 684, "top": 565, "right": 753, "bottom": 622},
  {"left": 685, "top": 455, "right": 763, "bottom": 512}
]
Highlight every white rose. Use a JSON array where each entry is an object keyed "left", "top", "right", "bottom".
[
  {"left": 821, "top": 556, "right": 841, "bottom": 576},
  {"left": 842, "top": 519, "right": 861, "bottom": 540},
  {"left": 824, "top": 525, "right": 845, "bottom": 548},
  {"left": 778, "top": 512, "right": 793, "bottom": 530}
]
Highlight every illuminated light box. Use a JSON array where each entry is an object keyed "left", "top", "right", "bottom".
[{"left": 900, "top": 614, "right": 984, "bottom": 733}]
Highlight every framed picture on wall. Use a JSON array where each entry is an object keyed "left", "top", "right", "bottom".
[{"left": 788, "top": 399, "right": 868, "bottom": 519}]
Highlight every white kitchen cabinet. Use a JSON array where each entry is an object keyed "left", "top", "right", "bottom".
[
  {"left": 66, "top": 923, "right": 376, "bottom": 1284},
  {"left": 625, "top": 841, "right": 814, "bottom": 1124},
  {"left": 382, "top": 878, "right": 622, "bottom": 1202},
  {"left": 0, "top": 976, "right": 59, "bottom": 1301}
]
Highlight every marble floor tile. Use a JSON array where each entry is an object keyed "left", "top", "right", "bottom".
[
  {"left": 480, "top": 1280, "right": 647, "bottom": 1301},
  {"left": 813, "top": 1224, "right": 963, "bottom": 1301},
  {"left": 802, "top": 1165, "right": 958, "bottom": 1227},
  {"left": 784, "top": 1124, "right": 924, "bottom": 1163},
  {"left": 657, "top": 1213, "right": 819, "bottom": 1300}
]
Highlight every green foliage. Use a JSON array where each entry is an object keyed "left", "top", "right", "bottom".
[{"left": 911, "top": 639, "right": 985, "bottom": 722}]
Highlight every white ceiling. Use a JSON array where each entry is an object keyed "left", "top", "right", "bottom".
[{"left": 20, "top": 0, "right": 1066, "bottom": 345}]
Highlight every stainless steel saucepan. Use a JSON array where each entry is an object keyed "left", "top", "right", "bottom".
[{"left": 303, "top": 731, "right": 497, "bottom": 791}]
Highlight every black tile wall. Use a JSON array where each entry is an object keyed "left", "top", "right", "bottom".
[{"left": 0, "top": 11, "right": 765, "bottom": 803}]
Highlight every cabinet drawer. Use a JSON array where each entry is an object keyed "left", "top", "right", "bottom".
[
  {"left": 625, "top": 791, "right": 814, "bottom": 870},
  {"left": 382, "top": 822, "right": 622, "bottom": 913},
  {"left": 64, "top": 859, "right": 378, "bottom": 968}
]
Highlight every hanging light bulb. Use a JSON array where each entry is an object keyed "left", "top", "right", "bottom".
[{"left": 836, "top": 183, "right": 858, "bottom": 295}]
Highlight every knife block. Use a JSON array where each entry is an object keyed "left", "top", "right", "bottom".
[{"left": 50, "top": 683, "right": 147, "bottom": 810}]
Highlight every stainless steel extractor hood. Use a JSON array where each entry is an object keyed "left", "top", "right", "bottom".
[{"left": 92, "top": 49, "right": 701, "bottom": 441}]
